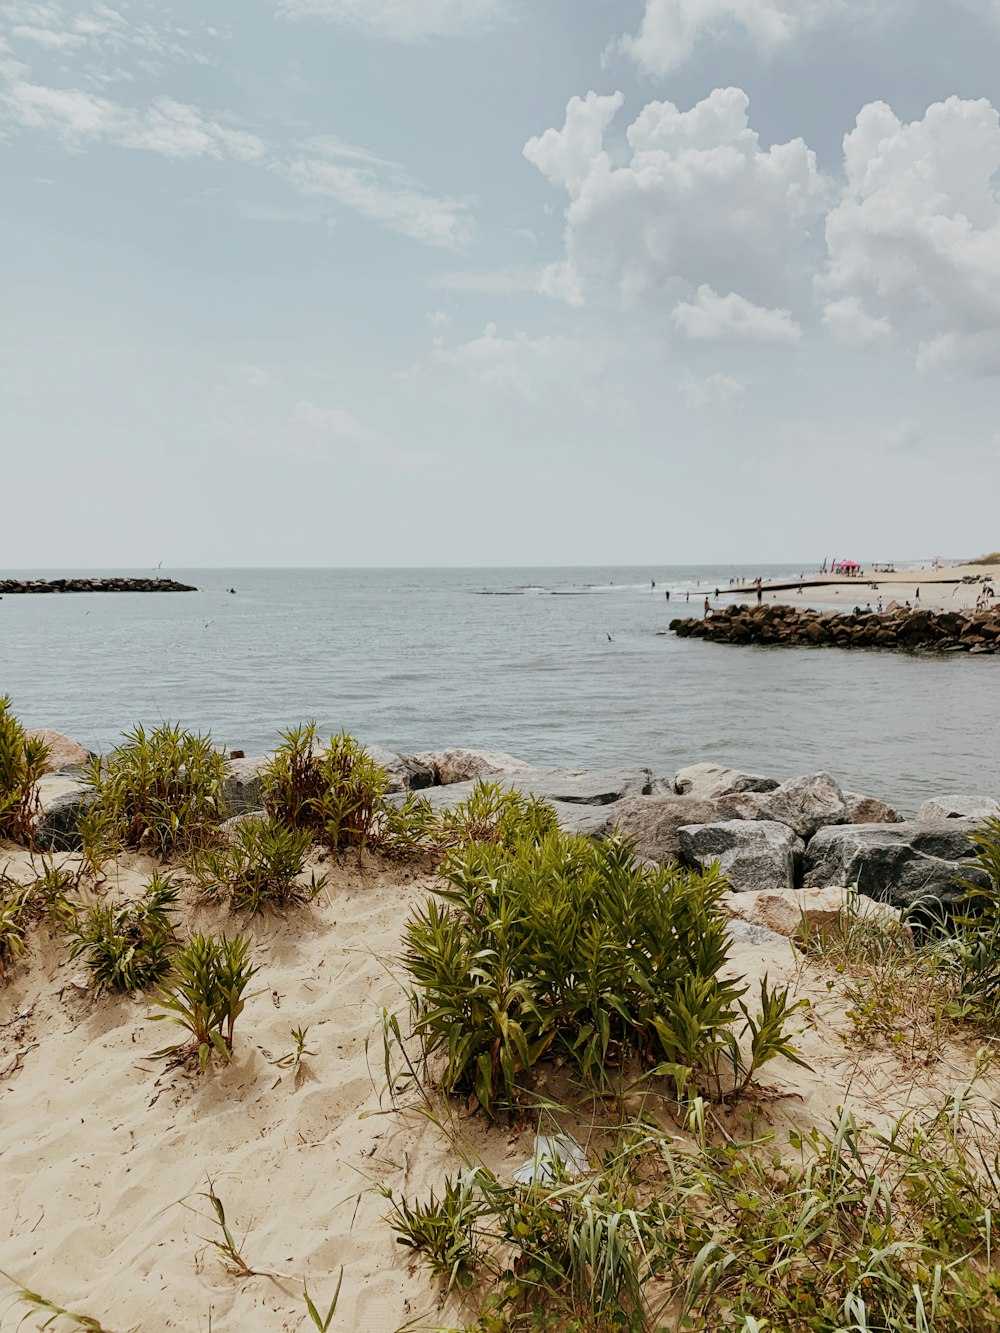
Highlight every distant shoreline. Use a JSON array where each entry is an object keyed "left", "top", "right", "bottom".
[{"left": 0, "top": 577, "right": 197, "bottom": 595}]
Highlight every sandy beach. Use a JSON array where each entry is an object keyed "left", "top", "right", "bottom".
[
  {"left": 715, "top": 560, "right": 1000, "bottom": 613},
  {"left": 3, "top": 833, "right": 1000, "bottom": 1331}
]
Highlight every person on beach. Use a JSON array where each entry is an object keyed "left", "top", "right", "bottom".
[{"left": 704, "top": 596, "right": 711, "bottom": 615}]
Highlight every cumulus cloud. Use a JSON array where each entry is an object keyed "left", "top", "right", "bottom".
[
  {"left": 679, "top": 369, "right": 745, "bottom": 407},
  {"left": 672, "top": 285, "right": 802, "bottom": 342},
  {"left": 276, "top": 0, "right": 507, "bottom": 41},
  {"left": 822, "top": 296, "right": 894, "bottom": 347},
  {"left": 429, "top": 321, "right": 576, "bottom": 397},
  {"left": 820, "top": 95, "right": 1000, "bottom": 373},
  {"left": 618, "top": 0, "right": 841, "bottom": 76},
  {"left": 525, "top": 86, "right": 829, "bottom": 316}
]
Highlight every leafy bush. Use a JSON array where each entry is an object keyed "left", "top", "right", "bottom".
[
  {"left": 0, "top": 696, "right": 49, "bottom": 845},
  {"left": 188, "top": 816, "right": 323, "bottom": 914},
  {"left": 150, "top": 932, "right": 258, "bottom": 1071},
  {"left": 68, "top": 872, "right": 179, "bottom": 993},
  {"left": 945, "top": 814, "right": 1000, "bottom": 1026},
  {"left": 403, "top": 830, "right": 804, "bottom": 1115},
  {"left": 262, "top": 724, "right": 389, "bottom": 852},
  {"left": 0, "top": 876, "right": 30, "bottom": 976},
  {"left": 386, "top": 1097, "right": 1000, "bottom": 1332},
  {"left": 434, "top": 781, "right": 558, "bottom": 850},
  {"left": 85, "top": 723, "right": 225, "bottom": 857}
]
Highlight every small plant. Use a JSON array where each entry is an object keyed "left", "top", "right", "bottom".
[
  {"left": 274, "top": 1025, "right": 316, "bottom": 1087},
  {"left": 303, "top": 1274, "right": 343, "bottom": 1331},
  {"left": 0, "top": 695, "right": 49, "bottom": 845},
  {"left": 436, "top": 781, "right": 559, "bottom": 850},
  {"left": 84, "top": 722, "right": 225, "bottom": 857},
  {"left": 0, "top": 1269, "right": 111, "bottom": 1331},
  {"left": 0, "top": 876, "right": 30, "bottom": 976},
  {"left": 150, "top": 932, "right": 259, "bottom": 1071},
  {"left": 262, "top": 724, "right": 390, "bottom": 852},
  {"left": 68, "top": 873, "right": 179, "bottom": 993},
  {"left": 187, "top": 817, "right": 324, "bottom": 914},
  {"left": 382, "top": 1170, "right": 490, "bottom": 1293}
]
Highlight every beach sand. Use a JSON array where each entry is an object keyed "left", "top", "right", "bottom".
[
  {"left": 2, "top": 844, "right": 998, "bottom": 1331},
  {"left": 714, "top": 560, "right": 1000, "bottom": 613}
]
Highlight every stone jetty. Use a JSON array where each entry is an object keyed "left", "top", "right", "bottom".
[
  {"left": 669, "top": 602, "right": 1000, "bottom": 653},
  {"left": 0, "top": 577, "right": 196, "bottom": 595}
]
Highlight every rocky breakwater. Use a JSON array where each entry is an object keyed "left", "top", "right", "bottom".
[
  {"left": 670, "top": 602, "right": 1000, "bottom": 653},
  {"left": 0, "top": 577, "right": 196, "bottom": 594},
  {"left": 25, "top": 737, "right": 999, "bottom": 923}
]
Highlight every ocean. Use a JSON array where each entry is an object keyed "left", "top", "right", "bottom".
[{"left": 1, "top": 565, "right": 996, "bottom": 816}]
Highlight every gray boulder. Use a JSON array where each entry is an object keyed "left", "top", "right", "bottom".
[
  {"left": 844, "top": 792, "right": 904, "bottom": 824},
  {"left": 222, "top": 756, "right": 268, "bottom": 817},
  {"left": 754, "top": 772, "right": 848, "bottom": 840},
  {"left": 917, "top": 795, "right": 998, "bottom": 823},
  {"left": 412, "top": 748, "right": 532, "bottom": 786},
  {"left": 34, "top": 780, "right": 95, "bottom": 852},
  {"left": 672, "top": 762, "right": 779, "bottom": 800},
  {"left": 604, "top": 795, "right": 747, "bottom": 865},
  {"left": 364, "top": 746, "right": 436, "bottom": 793},
  {"left": 677, "top": 820, "right": 804, "bottom": 893},
  {"left": 804, "top": 820, "right": 991, "bottom": 912},
  {"left": 387, "top": 767, "right": 654, "bottom": 817}
]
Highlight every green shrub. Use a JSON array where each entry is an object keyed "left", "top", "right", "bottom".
[
  {"left": 262, "top": 724, "right": 389, "bottom": 852},
  {"left": 85, "top": 722, "right": 225, "bottom": 857},
  {"left": 435, "top": 781, "right": 559, "bottom": 850},
  {"left": 403, "top": 830, "right": 803, "bottom": 1115},
  {"left": 150, "top": 932, "right": 258, "bottom": 1071},
  {"left": 67, "top": 872, "right": 179, "bottom": 993},
  {"left": 0, "top": 696, "right": 49, "bottom": 845},
  {"left": 0, "top": 876, "right": 30, "bottom": 976},
  {"left": 387, "top": 1099, "right": 1000, "bottom": 1332},
  {"left": 188, "top": 817, "right": 323, "bottom": 914},
  {"left": 943, "top": 814, "right": 1000, "bottom": 1027}
]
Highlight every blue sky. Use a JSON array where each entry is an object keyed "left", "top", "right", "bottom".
[{"left": 2, "top": 0, "right": 999, "bottom": 566}]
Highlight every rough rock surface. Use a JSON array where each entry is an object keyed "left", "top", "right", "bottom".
[
  {"left": 392, "top": 768, "right": 654, "bottom": 816},
  {"left": 672, "top": 762, "right": 779, "bottom": 800},
  {"left": 412, "top": 749, "right": 532, "bottom": 786},
  {"left": 844, "top": 792, "right": 904, "bottom": 825},
  {"left": 677, "top": 820, "right": 804, "bottom": 893},
  {"left": 721, "top": 886, "right": 907, "bottom": 940},
  {"left": 804, "top": 821, "right": 990, "bottom": 911},
  {"left": 364, "top": 747, "right": 435, "bottom": 793},
  {"left": 33, "top": 777, "right": 95, "bottom": 852},
  {"left": 917, "top": 795, "right": 998, "bottom": 823},
  {"left": 604, "top": 795, "right": 747, "bottom": 865},
  {"left": 753, "top": 772, "right": 848, "bottom": 840},
  {"left": 221, "top": 756, "right": 269, "bottom": 817},
  {"left": 26, "top": 729, "right": 94, "bottom": 774}
]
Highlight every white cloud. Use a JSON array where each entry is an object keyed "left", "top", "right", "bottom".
[
  {"left": 284, "top": 149, "right": 474, "bottom": 250},
  {"left": 672, "top": 285, "right": 802, "bottom": 342},
  {"left": 821, "top": 95, "right": 1000, "bottom": 373},
  {"left": 822, "top": 296, "right": 893, "bottom": 347},
  {"left": 525, "top": 86, "right": 828, "bottom": 315},
  {"left": 679, "top": 369, "right": 745, "bottom": 407},
  {"left": 0, "top": 71, "right": 471, "bottom": 249},
  {"left": 276, "top": 0, "right": 506, "bottom": 41},
  {"left": 429, "top": 321, "right": 579, "bottom": 398},
  {"left": 618, "top": 0, "right": 841, "bottom": 76}
]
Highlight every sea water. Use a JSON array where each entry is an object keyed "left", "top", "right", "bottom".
[{"left": 1, "top": 565, "right": 996, "bottom": 815}]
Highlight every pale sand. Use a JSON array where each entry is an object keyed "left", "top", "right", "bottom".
[
  {"left": 715, "top": 561, "right": 1000, "bottom": 612},
  {"left": 2, "top": 845, "right": 999, "bottom": 1331}
]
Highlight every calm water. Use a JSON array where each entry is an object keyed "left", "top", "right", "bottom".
[{"left": 1, "top": 565, "right": 997, "bottom": 816}]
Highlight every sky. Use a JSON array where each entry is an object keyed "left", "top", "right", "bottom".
[{"left": 1, "top": 0, "right": 999, "bottom": 567}]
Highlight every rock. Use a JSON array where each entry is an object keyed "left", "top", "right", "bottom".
[
  {"left": 606, "top": 795, "right": 747, "bottom": 865},
  {"left": 754, "top": 772, "right": 848, "bottom": 840},
  {"left": 721, "top": 886, "right": 908, "bottom": 940},
  {"left": 677, "top": 820, "right": 804, "bottom": 893},
  {"left": 804, "top": 821, "right": 992, "bottom": 912},
  {"left": 221, "top": 756, "right": 269, "bottom": 817},
  {"left": 672, "top": 762, "right": 779, "bottom": 800},
  {"left": 843, "top": 792, "right": 904, "bottom": 824},
  {"left": 917, "top": 795, "right": 999, "bottom": 823},
  {"left": 26, "top": 729, "right": 94, "bottom": 774},
  {"left": 33, "top": 778, "right": 95, "bottom": 852},
  {"left": 412, "top": 749, "right": 533, "bottom": 786},
  {"left": 388, "top": 768, "right": 654, "bottom": 817},
  {"left": 726, "top": 919, "right": 788, "bottom": 949},
  {"left": 550, "top": 802, "right": 618, "bottom": 838},
  {"left": 364, "top": 746, "right": 435, "bottom": 793}
]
